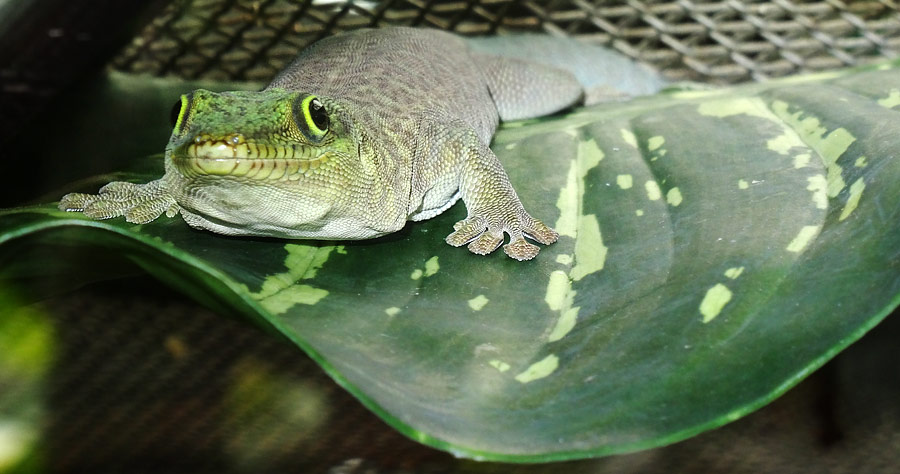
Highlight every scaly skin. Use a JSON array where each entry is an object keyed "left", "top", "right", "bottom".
[{"left": 60, "top": 27, "right": 584, "bottom": 260}]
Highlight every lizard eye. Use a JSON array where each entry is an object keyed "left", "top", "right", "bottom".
[
  {"left": 308, "top": 98, "right": 329, "bottom": 132},
  {"left": 295, "top": 95, "right": 329, "bottom": 140}
]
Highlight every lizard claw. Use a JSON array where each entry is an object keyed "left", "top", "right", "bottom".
[
  {"left": 445, "top": 213, "right": 558, "bottom": 260},
  {"left": 503, "top": 238, "right": 540, "bottom": 261},
  {"left": 468, "top": 232, "right": 503, "bottom": 255},
  {"left": 445, "top": 216, "right": 488, "bottom": 247},
  {"left": 521, "top": 214, "right": 559, "bottom": 246}
]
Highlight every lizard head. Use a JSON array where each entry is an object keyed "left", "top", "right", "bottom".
[
  {"left": 167, "top": 88, "right": 356, "bottom": 180},
  {"left": 162, "top": 88, "right": 379, "bottom": 239}
]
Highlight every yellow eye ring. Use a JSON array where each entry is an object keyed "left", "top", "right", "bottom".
[
  {"left": 300, "top": 95, "right": 329, "bottom": 137},
  {"left": 171, "top": 94, "right": 190, "bottom": 133}
]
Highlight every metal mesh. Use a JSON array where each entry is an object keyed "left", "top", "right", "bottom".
[{"left": 111, "top": 0, "right": 900, "bottom": 84}]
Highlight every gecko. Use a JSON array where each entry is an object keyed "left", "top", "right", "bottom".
[{"left": 59, "top": 27, "right": 593, "bottom": 260}]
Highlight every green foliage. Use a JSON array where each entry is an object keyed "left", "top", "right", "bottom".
[{"left": 1, "top": 64, "right": 899, "bottom": 461}]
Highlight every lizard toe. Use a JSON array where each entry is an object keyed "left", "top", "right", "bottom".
[
  {"left": 503, "top": 237, "right": 540, "bottom": 261},
  {"left": 82, "top": 199, "right": 128, "bottom": 220},
  {"left": 98, "top": 181, "right": 142, "bottom": 196},
  {"left": 523, "top": 216, "right": 559, "bottom": 245},
  {"left": 58, "top": 193, "right": 93, "bottom": 212},
  {"left": 446, "top": 217, "right": 487, "bottom": 247},
  {"left": 125, "top": 196, "right": 179, "bottom": 225},
  {"left": 467, "top": 232, "right": 503, "bottom": 255},
  {"left": 445, "top": 212, "right": 558, "bottom": 259}
]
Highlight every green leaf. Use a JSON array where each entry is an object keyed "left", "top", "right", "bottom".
[{"left": 2, "top": 64, "right": 899, "bottom": 461}]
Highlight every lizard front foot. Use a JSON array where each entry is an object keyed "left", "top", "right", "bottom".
[
  {"left": 59, "top": 180, "right": 179, "bottom": 224},
  {"left": 445, "top": 212, "right": 559, "bottom": 261}
]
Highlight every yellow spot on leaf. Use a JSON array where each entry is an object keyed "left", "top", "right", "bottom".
[
  {"left": 698, "top": 97, "right": 774, "bottom": 120},
  {"left": 424, "top": 256, "right": 439, "bottom": 277},
  {"left": 826, "top": 160, "right": 847, "bottom": 198},
  {"left": 807, "top": 175, "right": 828, "bottom": 210},
  {"left": 253, "top": 245, "right": 335, "bottom": 298},
  {"left": 648, "top": 136, "right": 665, "bottom": 151},
  {"left": 548, "top": 308, "right": 579, "bottom": 342},
  {"left": 724, "top": 267, "right": 744, "bottom": 279},
  {"left": 772, "top": 101, "right": 853, "bottom": 198},
  {"left": 698, "top": 97, "right": 808, "bottom": 157},
  {"left": 385, "top": 307, "right": 401, "bottom": 317},
  {"left": 839, "top": 178, "right": 865, "bottom": 221},
  {"left": 410, "top": 269, "right": 423, "bottom": 280},
  {"left": 247, "top": 244, "right": 338, "bottom": 314},
  {"left": 700, "top": 283, "right": 732, "bottom": 323},
  {"left": 855, "top": 156, "right": 867, "bottom": 168},
  {"left": 556, "top": 254, "right": 573, "bottom": 265},
  {"left": 545, "top": 271, "right": 580, "bottom": 342},
  {"left": 515, "top": 354, "right": 559, "bottom": 383},
  {"left": 554, "top": 138, "right": 604, "bottom": 237},
  {"left": 571, "top": 215, "right": 607, "bottom": 281},
  {"left": 259, "top": 285, "right": 328, "bottom": 314},
  {"left": 468, "top": 295, "right": 489, "bottom": 311},
  {"left": 645, "top": 180, "right": 662, "bottom": 201},
  {"left": 635, "top": 209, "right": 644, "bottom": 216},
  {"left": 738, "top": 179, "right": 749, "bottom": 189},
  {"left": 620, "top": 129, "right": 637, "bottom": 148},
  {"left": 555, "top": 164, "right": 579, "bottom": 237},
  {"left": 579, "top": 136, "right": 606, "bottom": 164},
  {"left": 616, "top": 174, "right": 633, "bottom": 189},
  {"left": 545, "top": 271, "right": 571, "bottom": 312},
  {"left": 549, "top": 139, "right": 608, "bottom": 341},
  {"left": 504, "top": 142, "right": 517, "bottom": 150},
  {"left": 877, "top": 89, "right": 900, "bottom": 109},
  {"left": 767, "top": 132, "right": 804, "bottom": 155},
  {"left": 819, "top": 125, "right": 856, "bottom": 164},
  {"left": 489, "top": 360, "right": 510, "bottom": 372},
  {"left": 666, "top": 187, "right": 683, "bottom": 206},
  {"left": 794, "top": 153, "right": 811, "bottom": 168},
  {"left": 786, "top": 225, "right": 820, "bottom": 253}
]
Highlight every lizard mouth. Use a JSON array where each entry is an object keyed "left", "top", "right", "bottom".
[{"left": 171, "top": 133, "right": 331, "bottom": 180}]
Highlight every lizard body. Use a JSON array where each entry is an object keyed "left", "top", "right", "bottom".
[{"left": 60, "top": 27, "right": 595, "bottom": 260}]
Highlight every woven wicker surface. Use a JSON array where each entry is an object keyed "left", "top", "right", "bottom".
[{"left": 112, "top": 0, "right": 900, "bottom": 84}]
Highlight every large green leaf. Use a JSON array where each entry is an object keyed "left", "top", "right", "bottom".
[{"left": 1, "top": 64, "right": 899, "bottom": 461}]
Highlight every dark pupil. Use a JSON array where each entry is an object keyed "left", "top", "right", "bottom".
[
  {"left": 170, "top": 100, "right": 182, "bottom": 127},
  {"left": 309, "top": 99, "right": 328, "bottom": 131}
]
